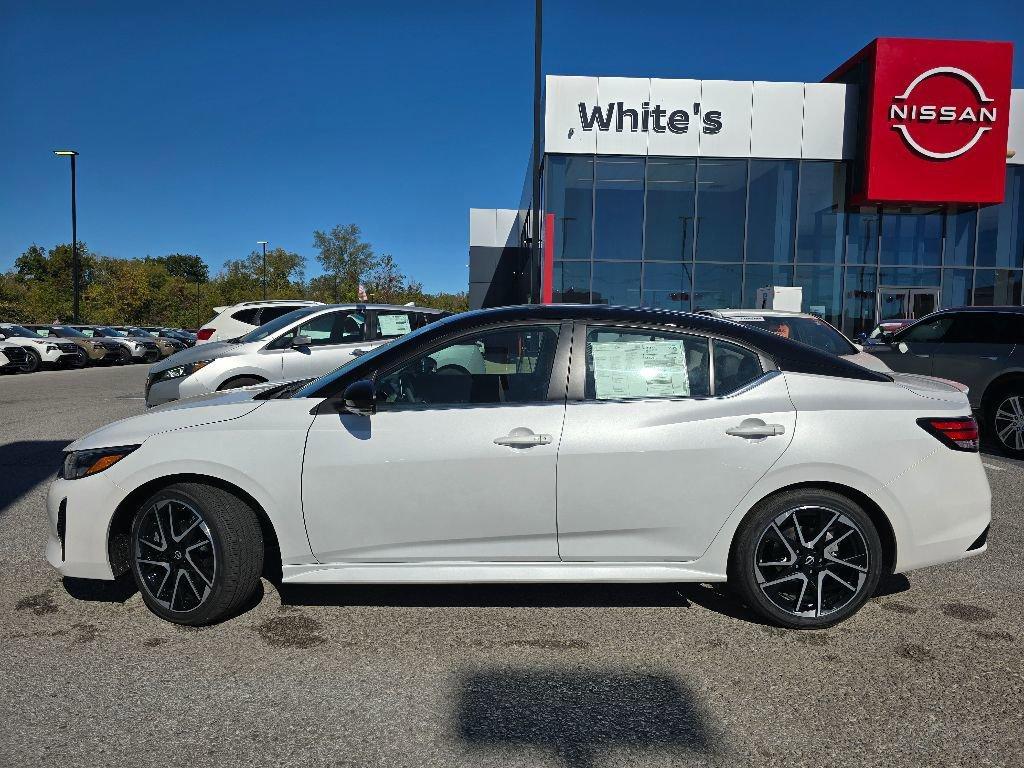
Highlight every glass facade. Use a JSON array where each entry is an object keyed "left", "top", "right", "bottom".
[{"left": 546, "top": 156, "right": 1024, "bottom": 336}]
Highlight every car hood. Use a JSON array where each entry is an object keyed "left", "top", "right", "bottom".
[
  {"left": 149, "top": 339, "right": 254, "bottom": 373},
  {"left": 842, "top": 350, "right": 891, "bottom": 373},
  {"left": 68, "top": 386, "right": 274, "bottom": 451}
]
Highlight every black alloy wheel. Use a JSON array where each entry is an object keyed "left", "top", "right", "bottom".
[
  {"left": 21, "top": 347, "right": 41, "bottom": 373},
  {"left": 732, "top": 489, "right": 883, "bottom": 629},
  {"left": 130, "top": 483, "right": 264, "bottom": 625}
]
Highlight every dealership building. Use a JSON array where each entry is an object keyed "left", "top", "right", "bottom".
[{"left": 469, "top": 38, "right": 1023, "bottom": 337}]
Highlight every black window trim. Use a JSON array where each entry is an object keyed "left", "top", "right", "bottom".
[
  {"left": 568, "top": 320, "right": 776, "bottom": 402},
  {"left": 327, "top": 319, "right": 573, "bottom": 413}
]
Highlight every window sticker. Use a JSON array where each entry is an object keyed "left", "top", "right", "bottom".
[
  {"left": 378, "top": 314, "right": 412, "bottom": 336},
  {"left": 731, "top": 315, "right": 765, "bottom": 322},
  {"left": 591, "top": 340, "right": 691, "bottom": 400}
]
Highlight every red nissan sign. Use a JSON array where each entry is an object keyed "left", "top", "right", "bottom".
[{"left": 828, "top": 38, "right": 1014, "bottom": 205}]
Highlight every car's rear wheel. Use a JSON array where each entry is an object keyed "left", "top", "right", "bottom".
[
  {"left": 129, "top": 483, "right": 264, "bottom": 625},
  {"left": 989, "top": 387, "right": 1024, "bottom": 458},
  {"left": 21, "top": 348, "right": 41, "bottom": 373},
  {"left": 731, "top": 489, "right": 883, "bottom": 629}
]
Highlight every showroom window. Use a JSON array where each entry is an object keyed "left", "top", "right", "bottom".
[
  {"left": 693, "top": 263, "right": 742, "bottom": 311},
  {"left": 546, "top": 155, "right": 594, "bottom": 261},
  {"left": 945, "top": 207, "right": 977, "bottom": 267},
  {"left": 743, "top": 264, "right": 793, "bottom": 308},
  {"left": 584, "top": 327, "right": 710, "bottom": 399},
  {"left": 977, "top": 168, "right": 1024, "bottom": 269},
  {"left": 594, "top": 158, "right": 644, "bottom": 261},
  {"left": 795, "top": 161, "right": 846, "bottom": 264},
  {"left": 592, "top": 261, "right": 642, "bottom": 305},
  {"left": 846, "top": 207, "right": 880, "bottom": 265},
  {"left": 644, "top": 158, "right": 697, "bottom": 262},
  {"left": 746, "top": 160, "right": 798, "bottom": 264},
  {"left": 695, "top": 159, "right": 747, "bottom": 263},
  {"left": 552, "top": 260, "right": 591, "bottom": 303},
  {"left": 879, "top": 208, "right": 943, "bottom": 267},
  {"left": 642, "top": 261, "right": 693, "bottom": 310}
]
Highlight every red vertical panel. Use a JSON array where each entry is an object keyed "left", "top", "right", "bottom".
[{"left": 542, "top": 212, "right": 555, "bottom": 304}]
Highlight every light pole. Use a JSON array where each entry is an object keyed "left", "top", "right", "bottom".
[
  {"left": 53, "top": 150, "right": 80, "bottom": 321},
  {"left": 257, "top": 240, "right": 268, "bottom": 300}
]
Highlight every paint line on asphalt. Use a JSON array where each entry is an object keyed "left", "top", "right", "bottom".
[{"left": 983, "top": 463, "right": 1006, "bottom": 471}]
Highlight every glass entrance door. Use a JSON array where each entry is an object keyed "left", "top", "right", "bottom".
[{"left": 876, "top": 287, "right": 940, "bottom": 323}]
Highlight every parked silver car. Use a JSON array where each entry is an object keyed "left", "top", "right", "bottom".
[
  {"left": 145, "top": 304, "right": 448, "bottom": 407},
  {"left": 868, "top": 306, "right": 1024, "bottom": 457}
]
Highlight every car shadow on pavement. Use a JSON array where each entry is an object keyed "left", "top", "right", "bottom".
[
  {"left": 62, "top": 575, "right": 137, "bottom": 603},
  {"left": 0, "top": 440, "right": 69, "bottom": 517},
  {"left": 455, "top": 667, "right": 714, "bottom": 768}
]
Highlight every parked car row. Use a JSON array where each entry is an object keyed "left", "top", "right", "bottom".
[{"left": 0, "top": 323, "right": 197, "bottom": 374}]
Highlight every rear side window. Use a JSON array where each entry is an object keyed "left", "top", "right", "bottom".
[
  {"left": 943, "top": 313, "right": 1003, "bottom": 344},
  {"left": 231, "top": 308, "right": 260, "bottom": 324},
  {"left": 257, "top": 306, "right": 300, "bottom": 324},
  {"left": 375, "top": 311, "right": 417, "bottom": 339},
  {"left": 584, "top": 327, "right": 711, "bottom": 400},
  {"left": 714, "top": 340, "right": 764, "bottom": 395}
]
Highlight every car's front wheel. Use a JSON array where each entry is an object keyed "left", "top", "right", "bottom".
[
  {"left": 130, "top": 482, "right": 264, "bottom": 625},
  {"left": 731, "top": 489, "right": 883, "bottom": 629},
  {"left": 989, "top": 387, "right": 1024, "bottom": 458},
  {"left": 21, "top": 348, "right": 41, "bottom": 373}
]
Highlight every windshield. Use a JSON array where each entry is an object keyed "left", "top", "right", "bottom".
[
  {"left": 54, "top": 326, "right": 89, "bottom": 338},
  {"left": 95, "top": 327, "right": 127, "bottom": 336},
  {"left": 293, "top": 312, "right": 462, "bottom": 399},
  {"left": 127, "top": 327, "right": 153, "bottom": 336},
  {"left": 728, "top": 315, "right": 856, "bottom": 356},
  {"left": 2, "top": 325, "right": 43, "bottom": 339},
  {"left": 237, "top": 306, "right": 323, "bottom": 344}
]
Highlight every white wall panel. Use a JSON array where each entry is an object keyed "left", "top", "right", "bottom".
[
  {"left": 468, "top": 209, "right": 496, "bottom": 248},
  {"left": 595, "top": 76, "right": 651, "bottom": 155},
  {"left": 750, "top": 81, "right": 804, "bottom": 158},
  {"left": 802, "top": 83, "right": 857, "bottom": 160},
  {"left": 495, "top": 209, "right": 519, "bottom": 247},
  {"left": 697, "top": 80, "right": 753, "bottom": 157},
  {"left": 648, "top": 78, "right": 701, "bottom": 157},
  {"left": 545, "top": 75, "right": 598, "bottom": 154},
  {"left": 1008, "top": 89, "right": 1024, "bottom": 165}
]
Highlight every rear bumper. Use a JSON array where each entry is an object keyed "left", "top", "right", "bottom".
[{"left": 885, "top": 446, "right": 992, "bottom": 573}]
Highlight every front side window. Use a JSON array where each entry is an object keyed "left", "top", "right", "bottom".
[
  {"left": 377, "top": 325, "right": 559, "bottom": 408},
  {"left": 584, "top": 327, "right": 711, "bottom": 400},
  {"left": 899, "top": 316, "right": 954, "bottom": 343},
  {"left": 79, "top": 328, "right": 97, "bottom": 337},
  {"left": 293, "top": 311, "right": 365, "bottom": 347}
]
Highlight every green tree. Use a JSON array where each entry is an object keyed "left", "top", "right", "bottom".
[
  {"left": 145, "top": 253, "right": 209, "bottom": 283},
  {"left": 312, "top": 224, "right": 376, "bottom": 302}
]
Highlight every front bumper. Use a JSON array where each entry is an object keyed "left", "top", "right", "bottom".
[{"left": 46, "top": 472, "right": 127, "bottom": 580}]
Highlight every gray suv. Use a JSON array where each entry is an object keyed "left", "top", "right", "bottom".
[{"left": 869, "top": 306, "right": 1024, "bottom": 457}]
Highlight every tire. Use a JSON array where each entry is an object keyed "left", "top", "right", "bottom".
[
  {"left": 129, "top": 482, "right": 264, "bottom": 625},
  {"left": 218, "top": 376, "right": 265, "bottom": 391},
  {"left": 21, "top": 348, "right": 41, "bottom": 373},
  {"left": 436, "top": 365, "right": 470, "bottom": 376},
  {"left": 987, "top": 386, "right": 1024, "bottom": 458},
  {"left": 68, "top": 353, "right": 88, "bottom": 369},
  {"left": 730, "top": 488, "right": 883, "bottom": 629}
]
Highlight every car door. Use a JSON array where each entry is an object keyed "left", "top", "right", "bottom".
[
  {"left": 879, "top": 314, "right": 955, "bottom": 375},
  {"left": 555, "top": 324, "right": 796, "bottom": 561},
  {"left": 274, "top": 309, "right": 368, "bottom": 381},
  {"left": 927, "top": 312, "right": 1014, "bottom": 394},
  {"left": 301, "top": 322, "right": 569, "bottom": 562}
]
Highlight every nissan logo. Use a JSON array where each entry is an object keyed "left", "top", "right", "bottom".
[{"left": 888, "top": 66, "right": 998, "bottom": 160}]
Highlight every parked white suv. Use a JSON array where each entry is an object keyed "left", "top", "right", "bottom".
[
  {"left": 0, "top": 323, "right": 87, "bottom": 372},
  {"left": 196, "top": 300, "right": 324, "bottom": 344},
  {"left": 146, "top": 304, "right": 449, "bottom": 406}
]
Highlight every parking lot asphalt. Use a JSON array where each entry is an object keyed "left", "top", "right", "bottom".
[{"left": 1, "top": 364, "right": 1022, "bottom": 768}]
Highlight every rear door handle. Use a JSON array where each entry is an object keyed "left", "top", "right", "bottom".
[
  {"left": 726, "top": 422, "right": 785, "bottom": 438},
  {"left": 494, "top": 427, "right": 553, "bottom": 448}
]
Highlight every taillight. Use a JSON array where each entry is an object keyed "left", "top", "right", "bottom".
[
  {"left": 196, "top": 328, "right": 214, "bottom": 341},
  {"left": 917, "top": 417, "right": 980, "bottom": 452}
]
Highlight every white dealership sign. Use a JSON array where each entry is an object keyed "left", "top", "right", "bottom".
[{"left": 544, "top": 75, "right": 859, "bottom": 159}]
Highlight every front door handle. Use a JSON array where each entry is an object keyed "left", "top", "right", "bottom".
[
  {"left": 494, "top": 427, "right": 553, "bottom": 448},
  {"left": 726, "top": 420, "right": 786, "bottom": 439}
]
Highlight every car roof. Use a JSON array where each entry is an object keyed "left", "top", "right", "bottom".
[
  {"left": 929, "top": 305, "right": 1024, "bottom": 315},
  {"left": 702, "top": 309, "right": 815, "bottom": 319}
]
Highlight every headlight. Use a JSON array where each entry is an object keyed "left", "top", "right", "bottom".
[
  {"left": 61, "top": 445, "right": 139, "bottom": 480},
  {"left": 152, "top": 359, "right": 213, "bottom": 383},
  {"left": 46, "top": 345, "right": 58, "bottom": 352}
]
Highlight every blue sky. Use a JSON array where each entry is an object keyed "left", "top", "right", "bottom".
[{"left": 1, "top": 0, "right": 1021, "bottom": 293}]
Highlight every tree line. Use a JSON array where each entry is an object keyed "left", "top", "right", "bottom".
[{"left": 0, "top": 223, "right": 467, "bottom": 327}]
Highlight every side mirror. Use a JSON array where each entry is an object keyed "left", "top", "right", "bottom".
[
  {"left": 341, "top": 379, "right": 376, "bottom": 416},
  {"left": 291, "top": 334, "right": 312, "bottom": 348}
]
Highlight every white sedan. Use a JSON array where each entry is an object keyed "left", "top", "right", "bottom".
[{"left": 47, "top": 305, "right": 991, "bottom": 629}]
